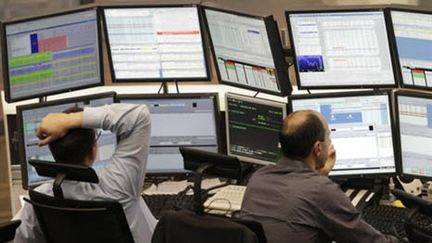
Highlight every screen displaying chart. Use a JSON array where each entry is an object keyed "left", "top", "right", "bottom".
[
  {"left": 287, "top": 10, "right": 396, "bottom": 88},
  {"left": 391, "top": 10, "right": 432, "bottom": 88},
  {"left": 290, "top": 93, "right": 396, "bottom": 176},
  {"left": 103, "top": 6, "right": 208, "bottom": 81},
  {"left": 4, "top": 9, "right": 102, "bottom": 101}
]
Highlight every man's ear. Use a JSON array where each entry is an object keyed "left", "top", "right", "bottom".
[{"left": 312, "top": 141, "right": 322, "bottom": 157}]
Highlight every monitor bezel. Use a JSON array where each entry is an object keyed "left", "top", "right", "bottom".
[
  {"left": 101, "top": 4, "right": 211, "bottom": 83},
  {"left": 225, "top": 92, "right": 287, "bottom": 165},
  {"left": 16, "top": 91, "right": 117, "bottom": 190},
  {"left": 394, "top": 89, "right": 432, "bottom": 180},
  {"left": 287, "top": 90, "right": 398, "bottom": 178},
  {"left": 285, "top": 8, "right": 399, "bottom": 90},
  {"left": 1, "top": 6, "right": 104, "bottom": 103},
  {"left": 201, "top": 6, "right": 292, "bottom": 97},
  {"left": 116, "top": 92, "right": 221, "bottom": 176},
  {"left": 386, "top": 7, "right": 432, "bottom": 91}
]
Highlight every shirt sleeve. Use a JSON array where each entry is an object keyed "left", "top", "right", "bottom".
[
  {"left": 316, "top": 181, "right": 400, "bottom": 243},
  {"left": 82, "top": 103, "right": 151, "bottom": 202},
  {"left": 14, "top": 201, "right": 46, "bottom": 243}
]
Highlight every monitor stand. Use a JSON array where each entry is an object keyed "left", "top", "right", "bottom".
[
  {"left": 39, "top": 96, "right": 48, "bottom": 103},
  {"left": 158, "top": 81, "right": 180, "bottom": 94}
]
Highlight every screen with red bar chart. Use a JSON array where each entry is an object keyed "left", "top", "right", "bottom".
[
  {"left": 3, "top": 9, "right": 102, "bottom": 102},
  {"left": 103, "top": 6, "right": 209, "bottom": 81}
]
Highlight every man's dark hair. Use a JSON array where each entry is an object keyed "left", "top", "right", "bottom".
[
  {"left": 279, "top": 111, "right": 325, "bottom": 160},
  {"left": 48, "top": 106, "right": 96, "bottom": 165}
]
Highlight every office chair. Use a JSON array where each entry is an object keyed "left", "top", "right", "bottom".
[
  {"left": 0, "top": 220, "right": 21, "bottom": 243},
  {"left": 152, "top": 210, "right": 266, "bottom": 243},
  {"left": 151, "top": 148, "right": 265, "bottom": 243},
  {"left": 24, "top": 160, "right": 134, "bottom": 243}
]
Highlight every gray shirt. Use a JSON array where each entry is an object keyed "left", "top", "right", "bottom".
[
  {"left": 240, "top": 157, "right": 399, "bottom": 243},
  {"left": 15, "top": 104, "right": 157, "bottom": 243}
]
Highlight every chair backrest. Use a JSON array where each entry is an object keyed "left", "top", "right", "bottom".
[
  {"left": 0, "top": 220, "right": 21, "bottom": 243},
  {"left": 26, "top": 190, "right": 134, "bottom": 243},
  {"left": 152, "top": 210, "right": 266, "bottom": 243}
]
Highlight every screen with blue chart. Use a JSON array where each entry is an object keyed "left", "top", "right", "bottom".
[
  {"left": 290, "top": 93, "right": 396, "bottom": 176},
  {"left": 397, "top": 93, "right": 432, "bottom": 179},
  {"left": 287, "top": 10, "right": 396, "bottom": 88},
  {"left": 390, "top": 10, "right": 432, "bottom": 89},
  {"left": 4, "top": 9, "right": 102, "bottom": 102},
  {"left": 17, "top": 94, "right": 116, "bottom": 189}
]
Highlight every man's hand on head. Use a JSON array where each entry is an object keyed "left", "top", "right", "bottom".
[{"left": 36, "top": 112, "right": 83, "bottom": 146}]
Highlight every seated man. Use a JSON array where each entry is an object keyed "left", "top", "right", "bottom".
[
  {"left": 240, "top": 110, "right": 399, "bottom": 243},
  {"left": 15, "top": 104, "right": 157, "bottom": 243}
]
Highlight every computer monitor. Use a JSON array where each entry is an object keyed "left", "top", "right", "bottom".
[
  {"left": 388, "top": 9, "right": 432, "bottom": 90},
  {"left": 16, "top": 92, "right": 117, "bottom": 189},
  {"left": 225, "top": 93, "right": 286, "bottom": 165},
  {"left": 102, "top": 5, "right": 209, "bottom": 82},
  {"left": 289, "top": 91, "right": 396, "bottom": 176},
  {"left": 286, "top": 9, "right": 397, "bottom": 89},
  {"left": 116, "top": 93, "right": 219, "bottom": 175},
  {"left": 395, "top": 90, "right": 432, "bottom": 179},
  {"left": 203, "top": 7, "right": 291, "bottom": 96},
  {"left": 1, "top": 7, "right": 103, "bottom": 102}
]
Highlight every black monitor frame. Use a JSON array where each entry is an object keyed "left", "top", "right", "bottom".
[
  {"left": 1, "top": 6, "right": 104, "bottom": 103},
  {"left": 386, "top": 7, "right": 432, "bottom": 91},
  {"left": 116, "top": 93, "right": 221, "bottom": 176},
  {"left": 288, "top": 90, "right": 398, "bottom": 178},
  {"left": 225, "top": 92, "right": 287, "bottom": 165},
  {"left": 394, "top": 89, "right": 432, "bottom": 180},
  {"left": 101, "top": 4, "right": 211, "bottom": 83},
  {"left": 286, "top": 8, "right": 398, "bottom": 90},
  {"left": 16, "top": 91, "right": 116, "bottom": 190},
  {"left": 201, "top": 6, "right": 292, "bottom": 97}
]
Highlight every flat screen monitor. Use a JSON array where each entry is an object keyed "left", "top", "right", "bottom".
[
  {"left": 389, "top": 9, "right": 432, "bottom": 90},
  {"left": 102, "top": 5, "right": 209, "bottom": 82},
  {"left": 286, "top": 9, "right": 397, "bottom": 89},
  {"left": 2, "top": 8, "right": 103, "bottom": 102},
  {"left": 16, "top": 92, "right": 117, "bottom": 189},
  {"left": 395, "top": 91, "right": 432, "bottom": 179},
  {"left": 225, "top": 93, "right": 286, "bottom": 165},
  {"left": 289, "top": 91, "right": 396, "bottom": 176},
  {"left": 203, "top": 7, "right": 291, "bottom": 96},
  {"left": 117, "top": 93, "right": 219, "bottom": 175}
]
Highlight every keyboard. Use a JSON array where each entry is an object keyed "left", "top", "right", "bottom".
[
  {"left": 204, "top": 185, "right": 246, "bottom": 212},
  {"left": 362, "top": 205, "right": 408, "bottom": 238},
  {"left": 142, "top": 193, "right": 195, "bottom": 219}
]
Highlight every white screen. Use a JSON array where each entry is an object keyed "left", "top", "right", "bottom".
[
  {"left": 291, "top": 94, "right": 396, "bottom": 176},
  {"left": 398, "top": 95, "right": 432, "bottom": 178},
  {"left": 288, "top": 11, "right": 395, "bottom": 88},
  {"left": 204, "top": 9, "right": 280, "bottom": 92},
  {"left": 104, "top": 7, "right": 208, "bottom": 80},
  {"left": 391, "top": 10, "right": 432, "bottom": 88}
]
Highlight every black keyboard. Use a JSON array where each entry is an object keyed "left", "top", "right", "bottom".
[
  {"left": 142, "top": 193, "right": 196, "bottom": 219},
  {"left": 362, "top": 205, "right": 408, "bottom": 238}
]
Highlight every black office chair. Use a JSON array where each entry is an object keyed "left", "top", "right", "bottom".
[
  {"left": 151, "top": 148, "right": 265, "bottom": 243},
  {"left": 0, "top": 220, "right": 21, "bottom": 243},
  {"left": 24, "top": 160, "right": 134, "bottom": 243},
  {"left": 152, "top": 210, "right": 266, "bottom": 243}
]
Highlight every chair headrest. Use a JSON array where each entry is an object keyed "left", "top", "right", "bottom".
[
  {"left": 29, "top": 160, "right": 99, "bottom": 184},
  {"left": 180, "top": 147, "right": 242, "bottom": 181}
]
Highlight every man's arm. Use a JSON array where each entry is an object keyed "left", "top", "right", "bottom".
[
  {"left": 81, "top": 104, "right": 151, "bottom": 200},
  {"left": 37, "top": 104, "right": 151, "bottom": 200},
  {"left": 316, "top": 181, "right": 400, "bottom": 243}
]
